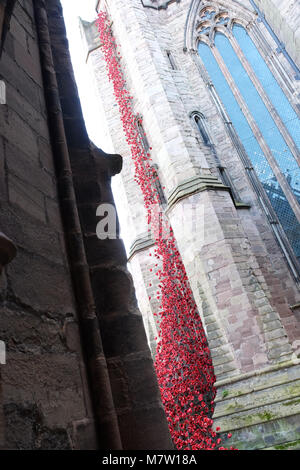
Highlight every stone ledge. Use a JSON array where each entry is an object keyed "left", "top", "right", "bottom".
[
  {"left": 215, "top": 358, "right": 300, "bottom": 389},
  {"left": 219, "top": 414, "right": 300, "bottom": 450},
  {"left": 214, "top": 394, "right": 300, "bottom": 432},
  {"left": 234, "top": 201, "right": 252, "bottom": 209},
  {"left": 128, "top": 233, "right": 155, "bottom": 261},
  {"left": 214, "top": 378, "right": 300, "bottom": 420},
  {"left": 166, "top": 175, "right": 230, "bottom": 213},
  {"left": 264, "top": 439, "right": 300, "bottom": 450},
  {"left": 213, "top": 362, "right": 300, "bottom": 437},
  {"left": 166, "top": 175, "right": 251, "bottom": 213}
]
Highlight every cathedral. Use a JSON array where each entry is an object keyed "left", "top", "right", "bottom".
[
  {"left": 0, "top": 0, "right": 299, "bottom": 451},
  {"left": 81, "top": 0, "right": 300, "bottom": 450}
]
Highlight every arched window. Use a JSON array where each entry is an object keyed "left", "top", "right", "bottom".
[
  {"left": 166, "top": 50, "right": 177, "bottom": 70},
  {"left": 136, "top": 116, "right": 166, "bottom": 206},
  {"left": 195, "top": 5, "right": 300, "bottom": 273},
  {"left": 136, "top": 116, "right": 150, "bottom": 152},
  {"left": 191, "top": 110, "right": 243, "bottom": 205},
  {"left": 152, "top": 164, "right": 167, "bottom": 207},
  {"left": 191, "top": 111, "right": 210, "bottom": 146}
]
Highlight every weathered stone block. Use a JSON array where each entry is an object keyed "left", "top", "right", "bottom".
[
  {"left": 6, "top": 248, "right": 76, "bottom": 315},
  {"left": 118, "top": 406, "right": 173, "bottom": 450},
  {"left": 91, "top": 267, "right": 138, "bottom": 316},
  {"left": 99, "top": 313, "right": 149, "bottom": 358}
]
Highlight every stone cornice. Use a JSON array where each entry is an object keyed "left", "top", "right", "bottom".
[
  {"left": 128, "top": 233, "right": 155, "bottom": 261},
  {"left": 166, "top": 174, "right": 230, "bottom": 212},
  {"left": 128, "top": 175, "right": 250, "bottom": 260},
  {"left": 215, "top": 358, "right": 300, "bottom": 390}
]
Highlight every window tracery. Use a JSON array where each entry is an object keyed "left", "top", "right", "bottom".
[{"left": 186, "top": 1, "right": 300, "bottom": 277}]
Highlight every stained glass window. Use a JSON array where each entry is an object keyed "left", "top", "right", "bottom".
[{"left": 198, "top": 32, "right": 300, "bottom": 263}]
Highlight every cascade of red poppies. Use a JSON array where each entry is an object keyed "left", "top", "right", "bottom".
[{"left": 96, "top": 12, "right": 234, "bottom": 450}]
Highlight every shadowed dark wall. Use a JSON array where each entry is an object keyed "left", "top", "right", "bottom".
[{"left": 0, "top": 0, "right": 172, "bottom": 450}]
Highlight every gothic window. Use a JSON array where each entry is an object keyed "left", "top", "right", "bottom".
[
  {"left": 196, "top": 5, "right": 300, "bottom": 270},
  {"left": 191, "top": 111, "right": 210, "bottom": 146},
  {"left": 136, "top": 116, "right": 150, "bottom": 152},
  {"left": 136, "top": 116, "right": 166, "bottom": 206},
  {"left": 166, "top": 50, "right": 177, "bottom": 70},
  {"left": 152, "top": 164, "right": 167, "bottom": 206},
  {"left": 191, "top": 110, "right": 242, "bottom": 204}
]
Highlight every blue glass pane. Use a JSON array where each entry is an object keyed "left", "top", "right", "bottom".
[
  {"left": 202, "top": 10, "right": 216, "bottom": 20},
  {"left": 214, "top": 32, "right": 300, "bottom": 203},
  {"left": 200, "top": 27, "right": 211, "bottom": 35},
  {"left": 233, "top": 24, "right": 300, "bottom": 139},
  {"left": 198, "top": 41, "right": 300, "bottom": 262}
]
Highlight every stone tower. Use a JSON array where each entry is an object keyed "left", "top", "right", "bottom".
[
  {"left": 0, "top": 0, "right": 173, "bottom": 450},
  {"left": 81, "top": 0, "right": 300, "bottom": 450}
]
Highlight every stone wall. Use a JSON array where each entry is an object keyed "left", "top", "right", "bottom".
[
  {"left": 0, "top": 0, "right": 172, "bottom": 450},
  {"left": 255, "top": 0, "right": 300, "bottom": 69},
  {"left": 84, "top": 0, "right": 300, "bottom": 449},
  {"left": 0, "top": 0, "right": 96, "bottom": 449}
]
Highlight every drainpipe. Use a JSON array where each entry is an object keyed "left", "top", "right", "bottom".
[{"left": 33, "top": 0, "right": 122, "bottom": 450}]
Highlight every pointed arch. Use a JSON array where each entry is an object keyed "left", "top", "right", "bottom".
[
  {"left": 186, "top": 0, "right": 300, "bottom": 278},
  {"left": 184, "top": 0, "right": 254, "bottom": 51}
]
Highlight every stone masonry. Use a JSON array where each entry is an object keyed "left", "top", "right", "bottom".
[
  {"left": 0, "top": 0, "right": 173, "bottom": 450},
  {"left": 82, "top": 0, "right": 300, "bottom": 449}
]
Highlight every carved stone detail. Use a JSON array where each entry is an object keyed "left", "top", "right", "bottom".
[{"left": 184, "top": 0, "right": 254, "bottom": 51}]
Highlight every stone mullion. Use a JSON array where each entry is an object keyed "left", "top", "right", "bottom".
[
  {"left": 249, "top": 24, "right": 295, "bottom": 96},
  {"left": 229, "top": 34, "right": 300, "bottom": 166},
  {"left": 191, "top": 52, "right": 300, "bottom": 282},
  {"left": 248, "top": 23, "right": 300, "bottom": 115},
  {"left": 211, "top": 45, "right": 300, "bottom": 223}
]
